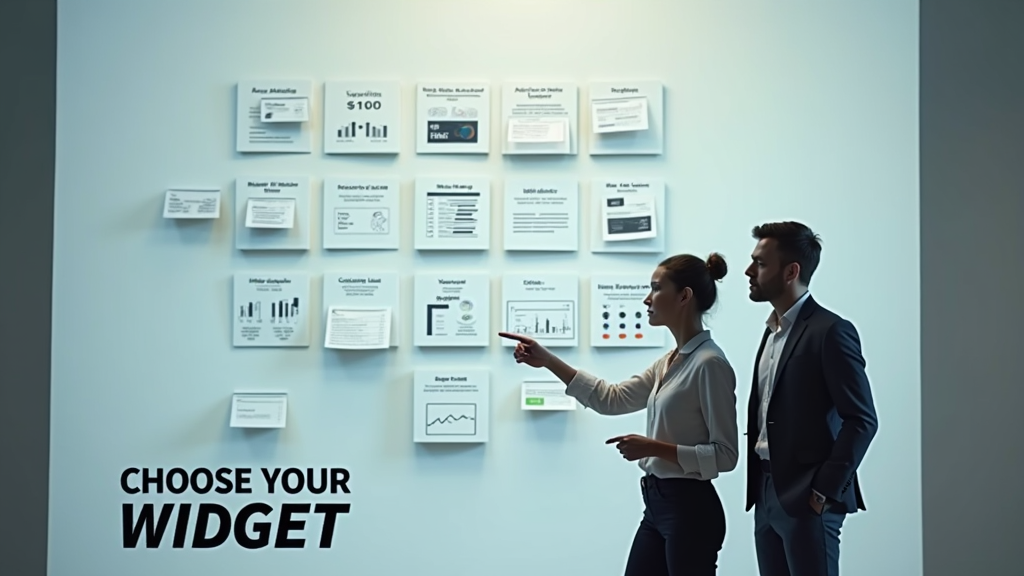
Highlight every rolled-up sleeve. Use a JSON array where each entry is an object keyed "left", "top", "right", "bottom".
[
  {"left": 674, "top": 357, "right": 739, "bottom": 479},
  {"left": 564, "top": 362, "right": 658, "bottom": 416}
]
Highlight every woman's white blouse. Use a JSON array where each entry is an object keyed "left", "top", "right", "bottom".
[{"left": 565, "top": 330, "right": 739, "bottom": 480}]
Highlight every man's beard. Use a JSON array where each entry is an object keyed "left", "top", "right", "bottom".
[{"left": 749, "top": 277, "right": 783, "bottom": 302}]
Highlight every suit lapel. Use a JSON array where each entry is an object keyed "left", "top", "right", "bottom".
[{"left": 772, "top": 295, "right": 817, "bottom": 387}]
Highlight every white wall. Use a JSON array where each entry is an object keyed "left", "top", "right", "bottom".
[{"left": 50, "top": 1, "right": 920, "bottom": 575}]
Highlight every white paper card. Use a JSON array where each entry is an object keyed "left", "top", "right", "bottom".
[
  {"left": 590, "top": 179, "right": 666, "bottom": 254},
  {"left": 414, "top": 369, "right": 489, "bottom": 443},
  {"left": 322, "top": 177, "right": 400, "bottom": 250},
  {"left": 592, "top": 97, "right": 649, "bottom": 133},
  {"left": 590, "top": 275, "right": 667, "bottom": 347},
  {"left": 324, "top": 306, "right": 391, "bottom": 350},
  {"left": 323, "top": 81, "right": 400, "bottom": 154},
  {"left": 235, "top": 177, "right": 311, "bottom": 251},
  {"left": 230, "top": 393, "right": 288, "bottom": 428},
  {"left": 246, "top": 198, "right": 296, "bottom": 229},
  {"left": 413, "top": 273, "right": 490, "bottom": 347},
  {"left": 162, "top": 189, "right": 220, "bottom": 219},
  {"left": 322, "top": 272, "right": 400, "bottom": 347},
  {"left": 232, "top": 273, "right": 310, "bottom": 347},
  {"left": 601, "top": 191, "right": 656, "bottom": 241},
  {"left": 501, "top": 82, "right": 578, "bottom": 155},
  {"left": 260, "top": 97, "right": 309, "bottom": 123},
  {"left": 235, "top": 80, "right": 312, "bottom": 153},
  {"left": 503, "top": 179, "right": 579, "bottom": 252},
  {"left": 416, "top": 83, "right": 491, "bottom": 154},
  {"left": 521, "top": 381, "right": 577, "bottom": 411},
  {"left": 414, "top": 177, "right": 491, "bottom": 250},
  {"left": 501, "top": 273, "right": 579, "bottom": 348},
  {"left": 588, "top": 81, "right": 664, "bottom": 156}
]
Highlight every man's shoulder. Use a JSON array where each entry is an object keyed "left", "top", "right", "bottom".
[
  {"left": 801, "top": 300, "right": 869, "bottom": 358},
  {"left": 805, "top": 297, "right": 850, "bottom": 331}
]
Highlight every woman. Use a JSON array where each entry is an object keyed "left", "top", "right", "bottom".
[{"left": 499, "top": 253, "right": 739, "bottom": 576}]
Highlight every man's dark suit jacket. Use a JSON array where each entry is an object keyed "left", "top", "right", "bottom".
[{"left": 745, "top": 295, "right": 879, "bottom": 518}]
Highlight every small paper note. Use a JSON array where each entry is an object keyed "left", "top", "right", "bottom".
[
  {"left": 592, "top": 97, "right": 649, "bottom": 134},
  {"left": 602, "top": 192, "right": 657, "bottom": 242},
  {"left": 162, "top": 189, "right": 220, "bottom": 219},
  {"left": 230, "top": 393, "right": 288, "bottom": 428},
  {"left": 324, "top": 306, "right": 392, "bottom": 349},
  {"left": 508, "top": 118, "right": 567, "bottom": 143},
  {"left": 521, "top": 380, "right": 577, "bottom": 411},
  {"left": 245, "top": 198, "right": 296, "bottom": 229},
  {"left": 260, "top": 97, "right": 309, "bottom": 123}
]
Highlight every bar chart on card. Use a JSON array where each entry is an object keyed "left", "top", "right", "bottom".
[
  {"left": 336, "top": 121, "right": 389, "bottom": 140},
  {"left": 232, "top": 273, "right": 311, "bottom": 347},
  {"left": 323, "top": 80, "right": 400, "bottom": 154},
  {"left": 501, "top": 274, "right": 580, "bottom": 347},
  {"left": 506, "top": 300, "right": 576, "bottom": 340},
  {"left": 414, "top": 177, "right": 491, "bottom": 251},
  {"left": 237, "top": 297, "right": 300, "bottom": 324},
  {"left": 424, "top": 191, "right": 481, "bottom": 240}
]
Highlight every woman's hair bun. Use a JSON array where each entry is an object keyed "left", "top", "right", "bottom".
[{"left": 706, "top": 252, "right": 728, "bottom": 281}]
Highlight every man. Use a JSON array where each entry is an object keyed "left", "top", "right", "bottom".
[{"left": 744, "top": 221, "right": 878, "bottom": 576}]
